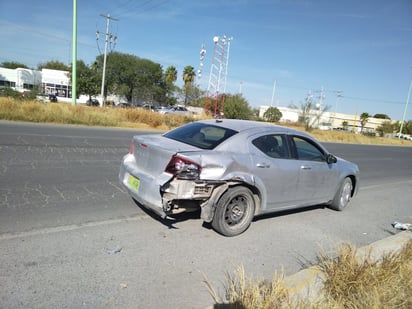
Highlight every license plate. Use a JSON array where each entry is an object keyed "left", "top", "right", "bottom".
[{"left": 128, "top": 175, "right": 140, "bottom": 191}]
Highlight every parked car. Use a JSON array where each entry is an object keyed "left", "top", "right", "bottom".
[
  {"left": 141, "top": 104, "right": 156, "bottom": 112},
  {"left": 157, "top": 105, "right": 193, "bottom": 115},
  {"left": 86, "top": 99, "right": 100, "bottom": 106},
  {"left": 118, "top": 102, "right": 131, "bottom": 108},
  {"left": 48, "top": 94, "right": 57, "bottom": 102},
  {"left": 119, "top": 119, "right": 360, "bottom": 236}
]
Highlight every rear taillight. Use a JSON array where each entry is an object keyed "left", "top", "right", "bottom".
[
  {"left": 165, "top": 155, "right": 201, "bottom": 180},
  {"left": 129, "top": 139, "right": 135, "bottom": 154}
]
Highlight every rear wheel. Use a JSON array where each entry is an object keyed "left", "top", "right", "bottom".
[
  {"left": 329, "top": 177, "right": 353, "bottom": 211},
  {"left": 211, "top": 186, "right": 255, "bottom": 237}
]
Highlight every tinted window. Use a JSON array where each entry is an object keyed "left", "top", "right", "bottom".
[
  {"left": 292, "top": 136, "right": 325, "bottom": 161},
  {"left": 164, "top": 122, "right": 238, "bottom": 149},
  {"left": 252, "top": 134, "right": 289, "bottom": 158}
]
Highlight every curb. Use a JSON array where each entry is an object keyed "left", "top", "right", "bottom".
[{"left": 283, "top": 231, "right": 412, "bottom": 302}]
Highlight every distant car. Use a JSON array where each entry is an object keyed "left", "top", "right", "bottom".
[
  {"left": 157, "top": 105, "right": 193, "bottom": 115},
  {"left": 119, "top": 119, "right": 360, "bottom": 236},
  {"left": 141, "top": 104, "right": 156, "bottom": 112},
  {"left": 118, "top": 102, "right": 131, "bottom": 108},
  {"left": 36, "top": 94, "right": 49, "bottom": 103},
  {"left": 86, "top": 99, "right": 100, "bottom": 106},
  {"left": 48, "top": 94, "right": 57, "bottom": 102}
]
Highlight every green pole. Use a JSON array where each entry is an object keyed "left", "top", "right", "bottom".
[{"left": 71, "top": 0, "right": 77, "bottom": 105}]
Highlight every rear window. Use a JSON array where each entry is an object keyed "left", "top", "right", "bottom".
[{"left": 164, "top": 122, "right": 238, "bottom": 149}]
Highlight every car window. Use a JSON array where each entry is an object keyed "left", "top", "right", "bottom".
[
  {"left": 164, "top": 122, "right": 238, "bottom": 149},
  {"left": 292, "top": 136, "right": 325, "bottom": 161},
  {"left": 252, "top": 134, "right": 289, "bottom": 159}
]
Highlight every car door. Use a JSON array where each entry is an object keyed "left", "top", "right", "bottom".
[
  {"left": 290, "top": 135, "right": 339, "bottom": 204},
  {"left": 249, "top": 134, "right": 300, "bottom": 211}
]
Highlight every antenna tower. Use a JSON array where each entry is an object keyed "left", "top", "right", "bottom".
[
  {"left": 205, "top": 34, "right": 233, "bottom": 117},
  {"left": 196, "top": 43, "right": 206, "bottom": 86}
]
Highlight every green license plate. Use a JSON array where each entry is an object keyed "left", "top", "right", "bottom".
[{"left": 128, "top": 175, "right": 140, "bottom": 190}]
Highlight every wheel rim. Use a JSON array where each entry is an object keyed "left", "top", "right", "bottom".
[
  {"left": 340, "top": 181, "right": 352, "bottom": 207},
  {"left": 224, "top": 195, "right": 249, "bottom": 226}
]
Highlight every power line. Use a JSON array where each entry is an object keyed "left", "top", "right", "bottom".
[
  {"left": 111, "top": 0, "right": 169, "bottom": 19},
  {"left": 344, "top": 96, "right": 404, "bottom": 105}
]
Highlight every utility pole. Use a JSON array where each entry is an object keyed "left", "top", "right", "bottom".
[
  {"left": 315, "top": 86, "right": 325, "bottom": 127},
  {"left": 398, "top": 67, "right": 412, "bottom": 137},
  {"left": 270, "top": 80, "right": 277, "bottom": 107},
  {"left": 97, "top": 14, "right": 118, "bottom": 106},
  {"left": 333, "top": 90, "right": 343, "bottom": 127},
  {"left": 71, "top": 0, "right": 77, "bottom": 105}
]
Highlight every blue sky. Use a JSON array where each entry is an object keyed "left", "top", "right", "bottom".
[{"left": 1, "top": 0, "right": 411, "bottom": 120}]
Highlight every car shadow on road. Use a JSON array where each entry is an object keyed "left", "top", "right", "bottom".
[
  {"left": 132, "top": 198, "right": 201, "bottom": 230},
  {"left": 253, "top": 204, "right": 325, "bottom": 222}
]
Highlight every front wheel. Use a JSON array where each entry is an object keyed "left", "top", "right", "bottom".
[
  {"left": 211, "top": 186, "right": 255, "bottom": 237},
  {"left": 329, "top": 177, "right": 353, "bottom": 211}
]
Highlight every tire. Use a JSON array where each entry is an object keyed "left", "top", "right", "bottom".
[
  {"left": 211, "top": 186, "right": 255, "bottom": 237},
  {"left": 329, "top": 177, "right": 353, "bottom": 211}
]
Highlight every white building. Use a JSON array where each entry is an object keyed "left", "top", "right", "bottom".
[
  {"left": 41, "top": 69, "right": 71, "bottom": 98},
  {"left": 259, "top": 105, "right": 396, "bottom": 133},
  {"left": 0, "top": 67, "right": 42, "bottom": 92},
  {"left": 0, "top": 67, "right": 122, "bottom": 105}
]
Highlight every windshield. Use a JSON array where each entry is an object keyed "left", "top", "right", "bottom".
[{"left": 164, "top": 122, "right": 238, "bottom": 150}]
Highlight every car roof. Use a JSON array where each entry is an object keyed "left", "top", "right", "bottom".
[{"left": 197, "top": 119, "right": 304, "bottom": 135}]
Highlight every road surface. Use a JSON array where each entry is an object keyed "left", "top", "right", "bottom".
[{"left": 0, "top": 121, "right": 411, "bottom": 308}]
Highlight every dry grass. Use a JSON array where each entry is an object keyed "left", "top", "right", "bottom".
[
  {"left": 204, "top": 265, "right": 293, "bottom": 309},
  {"left": 0, "top": 98, "right": 195, "bottom": 129},
  {"left": 0, "top": 98, "right": 410, "bottom": 146},
  {"left": 315, "top": 240, "right": 412, "bottom": 308},
  {"left": 206, "top": 239, "right": 412, "bottom": 309},
  {"left": 311, "top": 129, "right": 412, "bottom": 146}
]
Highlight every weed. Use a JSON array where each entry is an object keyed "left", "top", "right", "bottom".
[{"left": 206, "top": 239, "right": 412, "bottom": 309}]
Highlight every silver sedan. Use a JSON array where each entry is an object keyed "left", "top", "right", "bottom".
[{"left": 119, "top": 119, "right": 359, "bottom": 236}]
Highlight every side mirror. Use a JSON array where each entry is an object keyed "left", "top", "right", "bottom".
[{"left": 326, "top": 154, "right": 337, "bottom": 164}]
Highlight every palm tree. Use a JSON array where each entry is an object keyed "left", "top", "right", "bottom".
[
  {"left": 165, "top": 66, "right": 177, "bottom": 86},
  {"left": 182, "top": 65, "right": 195, "bottom": 105},
  {"left": 164, "top": 66, "right": 177, "bottom": 103},
  {"left": 360, "top": 112, "right": 370, "bottom": 132}
]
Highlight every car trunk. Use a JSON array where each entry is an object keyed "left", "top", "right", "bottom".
[{"left": 131, "top": 134, "right": 199, "bottom": 176}]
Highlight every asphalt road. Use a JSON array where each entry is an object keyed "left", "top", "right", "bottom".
[{"left": 1, "top": 121, "right": 411, "bottom": 308}]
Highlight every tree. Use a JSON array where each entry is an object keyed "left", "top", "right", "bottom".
[
  {"left": 165, "top": 66, "right": 177, "bottom": 86},
  {"left": 263, "top": 107, "right": 283, "bottom": 122},
  {"left": 37, "top": 61, "right": 69, "bottom": 71},
  {"left": 376, "top": 121, "right": 396, "bottom": 137},
  {"left": 374, "top": 113, "right": 390, "bottom": 119},
  {"left": 360, "top": 112, "right": 370, "bottom": 132},
  {"left": 68, "top": 60, "right": 100, "bottom": 100},
  {"left": 223, "top": 94, "right": 253, "bottom": 119},
  {"left": 295, "top": 92, "right": 330, "bottom": 131},
  {"left": 182, "top": 65, "right": 195, "bottom": 105},
  {"left": 164, "top": 66, "right": 178, "bottom": 104},
  {"left": 95, "top": 52, "right": 164, "bottom": 104},
  {"left": 397, "top": 120, "right": 412, "bottom": 135},
  {"left": 1, "top": 61, "right": 29, "bottom": 69}
]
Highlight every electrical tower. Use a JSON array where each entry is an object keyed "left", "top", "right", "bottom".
[
  {"left": 205, "top": 34, "right": 233, "bottom": 117},
  {"left": 96, "top": 14, "right": 118, "bottom": 106}
]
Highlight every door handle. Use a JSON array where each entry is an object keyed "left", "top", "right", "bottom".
[
  {"left": 301, "top": 165, "right": 312, "bottom": 170},
  {"left": 256, "top": 162, "right": 270, "bottom": 168}
]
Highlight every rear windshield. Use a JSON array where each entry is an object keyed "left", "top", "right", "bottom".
[{"left": 164, "top": 122, "right": 238, "bottom": 150}]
